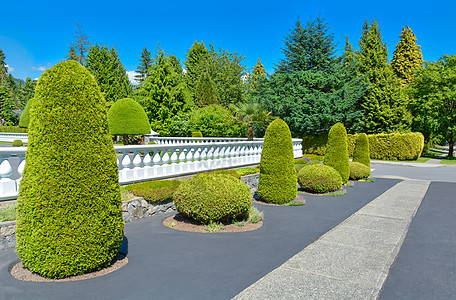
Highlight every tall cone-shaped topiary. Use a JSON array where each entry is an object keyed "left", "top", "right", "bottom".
[
  {"left": 257, "top": 118, "right": 297, "bottom": 204},
  {"left": 16, "top": 60, "right": 124, "bottom": 279},
  {"left": 108, "top": 97, "right": 150, "bottom": 144},
  {"left": 324, "top": 123, "right": 349, "bottom": 183},
  {"left": 353, "top": 133, "right": 370, "bottom": 168},
  {"left": 18, "top": 98, "right": 33, "bottom": 128}
]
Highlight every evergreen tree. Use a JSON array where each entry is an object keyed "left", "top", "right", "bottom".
[
  {"left": 85, "top": 45, "right": 132, "bottom": 103},
  {"left": 342, "top": 36, "right": 357, "bottom": 70},
  {"left": 0, "top": 85, "right": 15, "bottom": 125},
  {"left": 66, "top": 46, "right": 78, "bottom": 61},
  {"left": 23, "top": 77, "right": 36, "bottom": 104},
  {"left": 184, "top": 41, "right": 210, "bottom": 92},
  {"left": 357, "top": 19, "right": 411, "bottom": 133},
  {"left": 72, "top": 23, "right": 91, "bottom": 64},
  {"left": 135, "top": 47, "right": 152, "bottom": 83},
  {"left": 250, "top": 58, "right": 266, "bottom": 90},
  {"left": 195, "top": 71, "right": 219, "bottom": 106},
  {"left": 391, "top": 25, "right": 423, "bottom": 85},
  {"left": 276, "top": 16, "right": 337, "bottom": 73},
  {"left": 132, "top": 48, "right": 193, "bottom": 136},
  {"left": 0, "top": 48, "right": 8, "bottom": 86}
]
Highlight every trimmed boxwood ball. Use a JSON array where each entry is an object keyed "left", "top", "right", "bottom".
[
  {"left": 324, "top": 123, "right": 349, "bottom": 184},
  {"left": 18, "top": 98, "right": 33, "bottom": 128},
  {"left": 349, "top": 161, "right": 371, "bottom": 180},
  {"left": 298, "top": 164, "right": 343, "bottom": 194},
  {"left": 173, "top": 173, "right": 252, "bottom": 223},
  {"left": 257, "top": 118, "right": 297, "bottom": 204},
  {"left": 108, "top": 98, "right": 150, "bottom": 144},
  {"left": 353, "top": 133, "right": 370, "bottom": 168},
  {"left": 16, "top": 60, "right": 124, "bottom": 279},
  {"left": 12, "top": 139, "right": 23, "bottom": 147}
]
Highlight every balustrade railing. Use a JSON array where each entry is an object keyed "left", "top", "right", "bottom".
[
  {"left": 0, "top": 133, "right": 28, "bottom": 143},
  {"left": 0, "top": 138, "right": 302, "bottom": 200}
]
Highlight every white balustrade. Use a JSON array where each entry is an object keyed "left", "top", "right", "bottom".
[{"left": 0, "top": 138, "right": 303, "bottom": 200}]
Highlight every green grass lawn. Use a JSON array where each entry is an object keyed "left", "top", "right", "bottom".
[{"left": 440, "top": 158, "right": 456, "bottom": 165}]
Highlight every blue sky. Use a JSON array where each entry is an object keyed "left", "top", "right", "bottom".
[{"left": 1, "top": 0, "right": 455, "bottom": 81}]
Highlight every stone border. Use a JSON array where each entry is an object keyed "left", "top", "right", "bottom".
[{"left": 0, "top": 174, "right": 261, "bottom": 250}]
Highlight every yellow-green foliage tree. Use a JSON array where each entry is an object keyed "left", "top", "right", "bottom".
[
  {"left": 257, "top": 118, "right": 297, "bottom": 204},
  {"left": 324, "top": 123, "right": 349, "bottom": 183},
  {"left": 391, "top": 26, "right": 423, "bottom": 85},
  {"left": 16, "top": 61, "right": 124, "bottom": 279},
  {"left": 353, "top": 133, "right": 370, "bottom": 168}
]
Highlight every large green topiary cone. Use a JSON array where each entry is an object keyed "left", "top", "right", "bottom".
[
  {"left": 257, "top": 118, "right": 297, "bottom": 204},
  {"left": 324, "top": 122, "right": 349, "bottom": 183},
  {"left": 16, "top": 60, "right": 124, "bottom": 279},
  {"left": 353, "top": 133, "right": 370, "bottom": 168}
]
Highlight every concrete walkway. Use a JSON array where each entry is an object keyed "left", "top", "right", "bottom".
[{"left": 234, "top": 180, "right": 430, "bottom": 299}]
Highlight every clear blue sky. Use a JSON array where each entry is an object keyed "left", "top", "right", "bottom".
[{"left": 1, "top": 0, "right": 455, "bottom": 81}]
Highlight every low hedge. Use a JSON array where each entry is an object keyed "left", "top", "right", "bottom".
[
  {"left": 125, "top": 180, "right": 182, "bottom": 203},
  {"left": 297, "top": 164, "right": 343, "bottom": 194},
  {"left": 303, "top": 132, "right": 424, "bottom": 161},
  {"left": 349, "top": 162, "right": 371, "bottom": 180},
  {"left": 0, "top": 126, "right": 27, "bottom": 133},
  {"left": 173, "top": 173, "right": 252, "bottom": 223}
]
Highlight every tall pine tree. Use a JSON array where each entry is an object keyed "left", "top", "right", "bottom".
[
  {"left": 0, "top": 85, "right": 15, "bottom": 125},
  {"left": 391, "top": 25, "right": 423, "bottom": 85},
  {"left": 276, "top": 16, "right": 337, "bottom": 73},
  {"left": 195, "top": 71, "right": 219, "bottom": 106},
  {"left": 71, "top": 23, "right": 91, "bottom": 64},
  {"left": 66, "top": 46, "right": 78, "bottom": 61},
  {"left": 85, "top": 45, "right": 131, "bottom": 103},
  {"left": 184, "top": 41, "right": 210, "bottom": 92},
  {"left": 250, "top": 58, "right": 266, "bottom": 90},
  {"left": 135, "top": 47, "right": 152, "bottom": 83},
  {"left": 0, "top": 48, "right": 8, "bottom": 86},
  {"left": 357, "top": 19, "right": 411, "bottom": 133}
]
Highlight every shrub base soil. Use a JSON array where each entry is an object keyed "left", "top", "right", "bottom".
[
  {"left": 163, "top": 213, "right": 262, "bottom": 233},
  {"left": 10, "top": 253, "right": 128, "bottom": 282}
]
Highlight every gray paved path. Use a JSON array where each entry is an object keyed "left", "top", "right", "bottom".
[
  {"left": 380, "top": 181, "right": 456, "bottom": 299},
  {"left": 234, "top": 180, "right": 430, "bottom": 299}
]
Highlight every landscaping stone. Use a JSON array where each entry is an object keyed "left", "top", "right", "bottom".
[
  {"left": 0, "top": 221, "right": 16, "bottom": 250},
  {"left": 241, "top": 173, "right": 259, "bottom": 196}
]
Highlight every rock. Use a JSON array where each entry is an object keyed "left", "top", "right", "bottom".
[
  {"left": 0, "top": 225, "right": 15, "bottom": 237},
  {"left": 141, "top": 199, "right": 149, "bottom": 207},
  {"left": 131, "top": 207, "right": 144, "bottom": 219}
]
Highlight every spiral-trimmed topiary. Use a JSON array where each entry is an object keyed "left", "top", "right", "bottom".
[
  {"left": 324, "top": 123, "right": 349, "bottom": 183},
  {"left": 349, "top": 161, "right": 371, "bottom": 180},
  {"left": 353, "top": 133, "right": 370, "bottom": 168},
  {"left": 173, "top": 173, "right": 251, "bottom": 223},
  {"left": 297, "top": 164, "right": 343, "bottom": 194},
  {"left": 108, "top": 98, "right": 150, "bottom": 144},
  {"left": 257, "top": 118, "right": 297, "bottom": 204},
  {"left": 16, "top": 60, "right": 124, "bottom": 279},
  {"left": 18, "top": 98, "right": 33, "bottom": 128}
]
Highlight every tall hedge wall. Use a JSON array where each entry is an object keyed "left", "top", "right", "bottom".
[{"left": 302, "top": 132, "right": 424, "bottom": 161}]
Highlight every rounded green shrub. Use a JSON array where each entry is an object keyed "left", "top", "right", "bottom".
[
  {"left": 173, "top": 173, "right": 251, "bottom": 223},
  {"left": 297, "top": 164, "right": 343, "bottom": 194},
  {"left": 192, "top": 131, "right": 203, "bottom": 137},
  {"left": 18, "top": 98, "right": 33, "bottom": 128},
  {"left": 353, "top": 133, "right": 370, "bottom": 168},
  {"left": 349, "top": 161, "right": 371, "bottom": 180},
  {"left": 12, "top": 139, "right": 23, "bottom": 147},
  {"left": 108, "top": 98, "right": 150, "bottom": 144},
  {"left": 16, "top": 60, "right": 124, "bottom": 279},
  {"left": 187, "top": 105, "right": 246, "bottom": 137},
  {"left": 295, "top": 164, "right": 307, "bottom": 173},
  {"left": 257, "top": 118, "right": 297, "bottom": 204},
  {"left": 324, "top": 123, "right": 349, "bottom": 183}
]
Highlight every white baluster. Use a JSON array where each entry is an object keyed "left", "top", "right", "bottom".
[
  {"left": 152, "top": 152, "right": 161, "bottom": 165},
  {"left": 17, "top": 158, "right": 26, "bottom": 176},
  {"left": 193, "top": 148, "right": 201, "bottom": 161},
  {"left": 225, "top": 146, "right": 231, "bottom": 158},
  {"left": 219, "top": 147, "right": 225, "bottom": 158},
  {"left": 162, "top": 152, "right": 170, "bottom": 164},
  {"left": 178, "top": 150, "right": 186, "bottom": 163},
  {"left": 213, "top": 147, "right": 219, "bottom": 159},
  {"left": 201, "top": 148, "right": 207, "bottom": 160},
  {"left": 231, "top": 146, "right": 236, "bottom": 157},
  {"left": 0, "top": 158, "right": 12, "bottom": 178},
  {"left": 132, "top": 153, "right": 142, "bottom": 167},
  {"left": 207, "top": 147, "right": 214, "bottom": 160},
  {"left": 185, "top": 149, "right": 193, "bottom": 162},
  {"left": 143, "top": 153, "right": 152, "bottom": 167},
  {"left": 121, "top": 153, "right": 131, "bottom": 169},
  {"left": 170, "top": 150, "right": 178, "bottom": 164}
]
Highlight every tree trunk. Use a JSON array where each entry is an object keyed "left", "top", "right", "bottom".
[
  {"left": 122, "top": 134, "right": 129, "bottom": 145},
  {"left": 247, "top": 125, "right": 254, "bottom": 141},
  {"left": 449, "top": 131, "right": 454, "bottom": 158}
]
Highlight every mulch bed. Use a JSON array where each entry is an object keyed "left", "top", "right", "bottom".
[
  {"left": 163, "top": 213, "right": 263, "bottom": 233},
  {"left": 11, "top": 253, "right": 128, "bottom": 282}
]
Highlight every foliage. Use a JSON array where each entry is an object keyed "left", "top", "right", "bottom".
[
  {"left": 368, "top": 132, "right": 424, "bottom": 160},
  {"left": 297, "top": 164, "right": 342, "bottom": 194},
  {"left": 235, "top": 167, "right": 259, "bottom": 176},
  {"left": 0, "top": 85, "right": 15, "bottom": 125},
  {"left": 71, "top": 23, "right": 91, "bottom": 64},
  {"left": 85, "top": 45, "right": 132, "bottom": 103},
  {"left": 135, "top": 47, "right": 152, "bottom": 83},
  {"left": 302, "top": 134, "right": 328, "bottom": 155},
  {"left": 230, "top": 101, "right": 274, "bottom": 140},
  {"left": 173, "top": 173, "right": 252, "bottom": 223},
  {"left": 126, "top": 179, "right": 181, "bottom": 203},
  {"left": 133, "top": 48, "right": 193, "bottom": 136},
  {"left": 391, "top": 26, "right": 423, "bottom": 85},
  {"left": 342, "top": 36, "right": 358, "bottom": 70},
  {"left": 184, "top": 41, "right": 210, "bottom": 93},
  {"left": 276, "top": 16, "right": 337, "bottom": 73},
  {"left": 194, "top": 71, "right": 219, "bottom": 106},
  {"left": 295, "top": 164, "right": 307, "bottom": 173},
  {"left": 357, "top": 19, "right": 411, "bottom": 133},
  {"left": 205, "top": 220, "right": 226, "bottom": 232},
  {"left": 257, "top": 119, "right": 297, "bottom": 204},
  {"left": 0, "top": 203, "right": 16, "bottom": 222},
  {"left": 12, "top": 139, "right": 23, "bottom": 146},
  {"left": 324, "top": 123, "right": 349, "bottom": 183},
  {"left": 250, "top": 58, "right": 266, "bottom": 90},
  {"left": 353, "top": 133, "right": 370, "bottom": 168},
  {"left": 16, "top": 60, "right": 124, "bottom": 279},
  {"left": 409, "top": 55, "right": 456, "bottom": 157},
  {"left": 107, "top": 98, "right": 150, "bottom": 144},
  {"left": 349, "top": 161, "right": 371, "bottom": 180},
  {"left": 191, "top": 131, "right": 203, "bottom": 137},
  {"left": 247, "top": 206, "right": 264, "bottom": 223},
  {"left": 204, "top": 169, "right": 241, "bottom": 179},
  {"left": 0, "top": 48, "right": 7, "bottom": 86},
  {"left": 187, "top": 105, "right": 246, "bottom": 137},
  {"left": 286, "top": 194, "right": 306, "bottom": 206}
]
